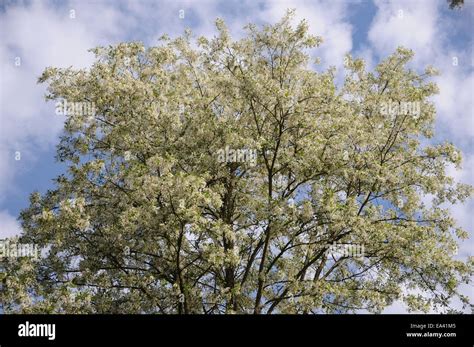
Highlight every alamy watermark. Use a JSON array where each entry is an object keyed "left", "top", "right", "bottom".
[
  {"left": 55, "top": 99, "right": 96, "bottom": 117},
  {"left": 325, "top": 242, "right": 365, "bottom": 259},
  {"left": 380, "top": 100, "right": 421, "bottom": 119},
  {"left": 18, "top": 321, "right": 55, "bottom": 341},
  {"left": 0, "top": 239, "right": 40, "bottom": 260},
  {"left": 216, "top": 146, "right": 257, "bottom": 167}
]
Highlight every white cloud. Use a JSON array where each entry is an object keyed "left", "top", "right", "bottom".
[
  {"left": 0, "top": 210, "right": 22, "bottom": 238},
  {"left": 368, "top": 0, "right": 439, "bottom": 59},
  {"left": 433, "top": 70, "right": 474, "bottom": 142},
  {"left": 0, "top": 1, "right": 129, "bottom": 203}
]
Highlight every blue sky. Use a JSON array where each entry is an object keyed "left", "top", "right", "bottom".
[{"left": 0, "top": 0, "right": 473, "bottom": 312}]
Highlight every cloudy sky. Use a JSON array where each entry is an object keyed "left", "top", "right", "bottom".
[{"left": 0, "top": 0, "right": 473, "bottom": 313}]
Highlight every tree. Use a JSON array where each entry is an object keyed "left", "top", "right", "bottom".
[
  {"left": 448, "top": 0, "right": 464, "bottom": 9},
  {"left": 1, "top": 11, "right": 472, "bottom": 314}
]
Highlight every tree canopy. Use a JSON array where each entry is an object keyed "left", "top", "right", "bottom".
[
  {"left": 449, "top": 0, "right": 464, "bottom": 9},
  {"left": 1, "top": 11, "right": 472, "bottom": 314}
]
